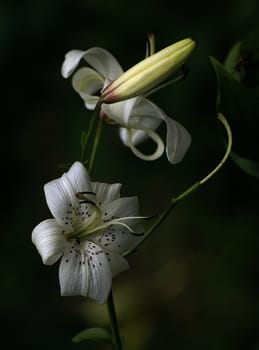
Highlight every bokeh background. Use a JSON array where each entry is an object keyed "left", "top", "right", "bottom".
[{"left": 2, "top": 0, "right": 259, "bottom": 349}]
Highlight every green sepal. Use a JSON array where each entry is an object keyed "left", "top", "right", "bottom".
[{"left": 72, "top": 326, "right": 112, "bottom": 344}]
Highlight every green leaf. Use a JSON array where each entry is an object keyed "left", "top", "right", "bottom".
[
  {"left": 72, "top": 327, "right": 112, "bottom": 344},
  {"left": 231, "top": 151, "right": 259, "bottom": 179},
  {"left": 240, "top": 28, "right": 259, "bottom": 92},
  {"left": 223, "top": 41, "right": 241, "bottom": 81},
  {"left": 223, "top": 28, "right": 259, "bottom": 92},
  {"left": 210, "top": 57, "right": 259, "bottom": 162}
]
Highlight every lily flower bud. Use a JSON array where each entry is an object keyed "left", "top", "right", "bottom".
[{"left": 101, "top": 38, "right": 196, "bottom": 103}]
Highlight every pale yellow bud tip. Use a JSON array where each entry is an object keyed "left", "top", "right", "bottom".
[{"left": 101, "top": 38, "right": 196, "bottom": 103}]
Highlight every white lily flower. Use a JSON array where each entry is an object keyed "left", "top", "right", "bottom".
[
  {"left": 61, "top": 46, "right": 191, "bottom": 163},
  {"left": 32, "top": 162, "right": 144, "bottom": 304}
]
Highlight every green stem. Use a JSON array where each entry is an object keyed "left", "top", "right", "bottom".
[
  {"left": 80, "top": 101, "right": 102, "bottom": 164},
  {"left": 107, "top": 290, "right": 123, "bottom": 350},
  {"left": 125, "top": 113, "right": 232, "bottom": 256},
  {"left": 88, "top": 117, "right": 104, "bottom": 176}
]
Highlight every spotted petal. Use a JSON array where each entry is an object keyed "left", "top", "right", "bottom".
[
  {"left": 44, "top": 162, "right": 92, "bottom": 229},
  {"left": 91, "top": 196, "right": 143, "bottom": 254},
  {"left": 59, "top": 241, "right": 112, "bottom": 303},
  {"left": 32, "top": 219, "right": 66, "bottom": 265},
  {"left": 92, "top": 221, "right": 144, "bottom": 255},
  {"left": 100, "top": 196, "right": 140, "bottom": 225}
]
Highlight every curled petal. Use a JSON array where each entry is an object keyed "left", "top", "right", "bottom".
[
  {"left": 44, "top": 162, "right": 92, "bottom": 228},
  {"left": 59, "top": 241, "right": 112, "bottom": 303},
  {"left": 117, "top": 97, "right": 162, "bottom": 145},
  {"left": 32, "top": 219, "right": 66, "bottom": 265},
  {"left": 82, "top": 47, "right": 123, "bottom": 80},
  {"left": 125, "top": 127, "right": 165, "bottom": 161},
  {"left": 164, "top": 117, "right": 191, "bottom": 164},
  {"left": 130, "top": 98, "right": 191, "bottom": 164},
  {"left": 61, "top": 50, "right": 88, "bottom": 78},
  {"left": 61, "top": 47, "right": 123, "bottom": 80},
  {"left": 72, "top": 67, "right": 104, "bottom": 110}
]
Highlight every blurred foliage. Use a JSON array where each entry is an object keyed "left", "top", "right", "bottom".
[
  {"left": 211, "top": 28, "right": 259, "bottom": 177},
  {"left": 2, "top": 0, "right": 259, "bottom": 350}
]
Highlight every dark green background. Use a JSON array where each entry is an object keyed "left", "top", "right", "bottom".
[{"left": 2, "top": 0, "right": 259, "bottom": 349}]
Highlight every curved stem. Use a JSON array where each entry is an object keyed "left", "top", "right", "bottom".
[
  {"left": 107, "top": 291, "right": 123, "bottom": 350},
  {"left": 125, "top": 113, "right": 232, "bottom": 256},
  {"left": 200, "top": 113, "right": 232, "bottom": 184}
]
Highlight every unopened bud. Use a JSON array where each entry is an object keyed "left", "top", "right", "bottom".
[{"left": 101, "top": 38, "right": 196, "bottom": 103}]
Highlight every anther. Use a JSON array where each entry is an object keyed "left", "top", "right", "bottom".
[{"left": 130, "top": 231, "right": 145, "bottom": 236}]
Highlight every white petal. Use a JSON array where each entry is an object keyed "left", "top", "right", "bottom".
[
  {"left": 44, "top": 162, "right": 92, "bottom": 228},
  {"left": 91, "top": 196, "right": 143, "bottom": 253},
  {"left": 91, "top": 182, "right": 121, "bottom": 205},
  {"left": 100, "top": 197, "right": 140, "bottom": 224},
  {"left": 104, "top": 250, "right": 129, "bottom": 277},
  {"left": 72, "top": 67, "right": 104, "bottom": 110},
  {"left": 82, "top": 47, "right": 123, "bottom": 80},
  {"left": 32, "top": 219, "right": 66, "bottom": 265},
  {"left": 61, "top": 50, "right": 88, "bottom": 78},
  {"left": 59, "top": 241, "right": 112, "bottom": 303},
  {"left": 102, "top": 98, "right": 138, "bottom": 125}
]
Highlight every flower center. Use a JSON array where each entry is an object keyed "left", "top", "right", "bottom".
[
  {"left": 64, "top": 192, "right": 147, "bottom": 242},
  {"left": 65, "top": 192, "right": 103, "bottom": 241}
]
